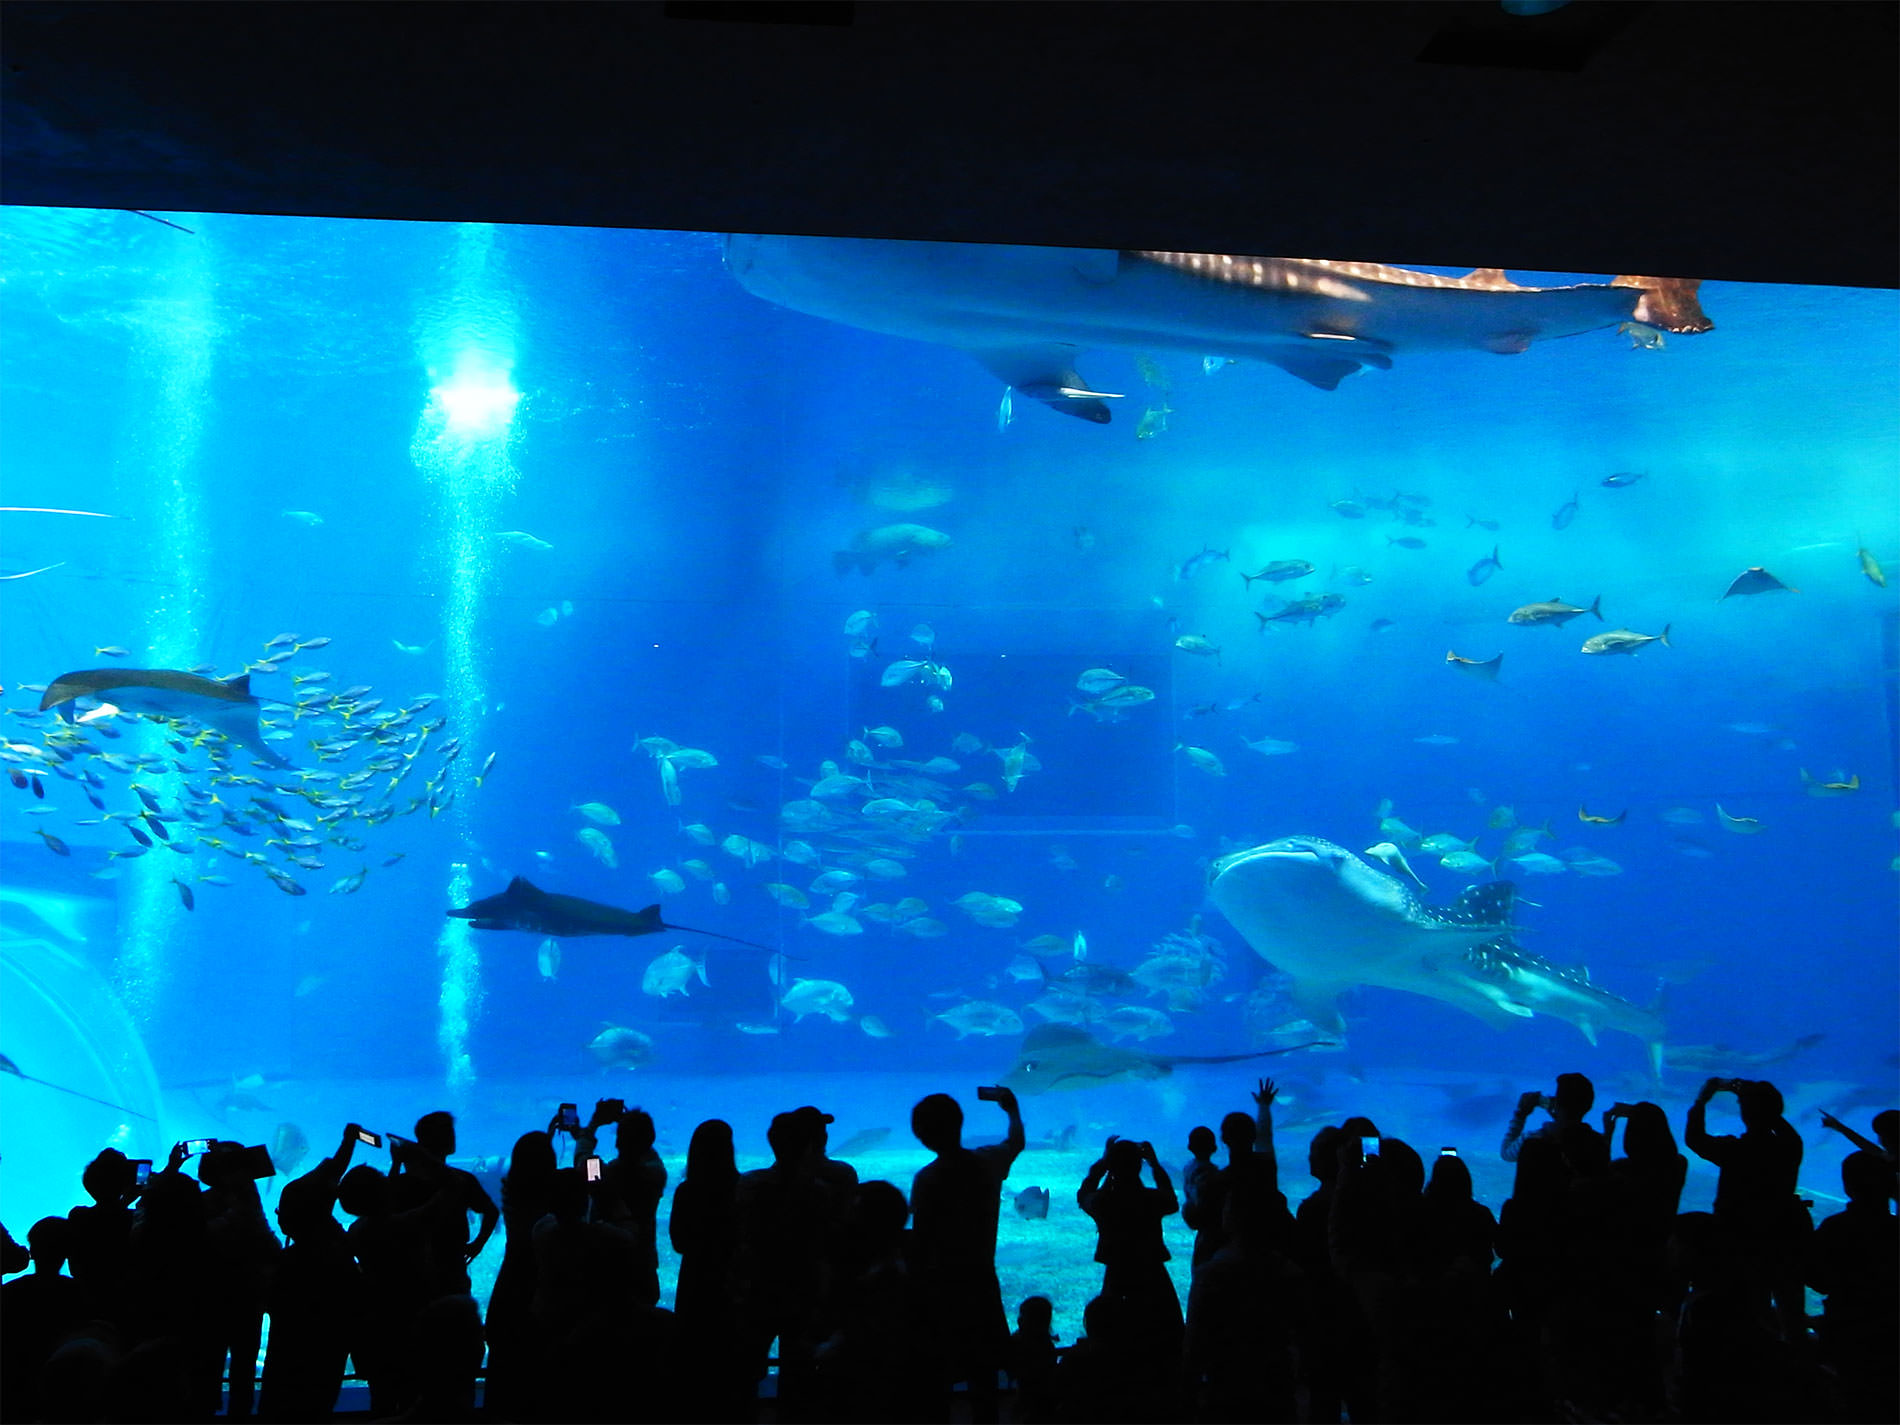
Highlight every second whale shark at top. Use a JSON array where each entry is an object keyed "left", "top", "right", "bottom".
[{"left": 725, "top": 235, "right": 1710, "bottom": 423}]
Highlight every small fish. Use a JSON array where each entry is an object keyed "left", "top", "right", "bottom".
[
  {"left": 172, "top": 877, "right": 195, "bottom": 911},
  {"left": 93, "top": 645, "right": 130, "bottom": 658},
  {"left": 1175, "top": 744, "right": 1225, "bottom": 776},
  {"left": 281, "top": 510, "right": 324, "bottom": 526},
  {"left": 1580, "top": 625, "right": 1670, "bottom": 655},
  {"left": 1578, "top": 806, "right": 1626, "bottom": 825},
  {"left": 475, "top": 751, "right": 498, "bottom": 786},
  {"left": 1716, "top": 804, "right": 1765, "bottom": 835},
  {"left": 329, "top": 869, "right": 368, "bottom": 895},
  {"left": 1013, "top": 1186, "right": 1051, "bottom": 1220},
  {"left": 1601, "top": 472, "right": 1647, "bottom": 488},
  {"left": 1857, "top": 545, "right": 1887, "bottom": 588},
  {"left": 1241, "top": 560, "right": 1314, "bottom": 587},
  {"left": 1386, "top": 536, "right": 1427, "bottom": 550},
  {"left": 1465, "top": 546, "right": 1502, "bottom": 586},
  {"left": 1369, "top": 618, "right": 1396, "bottom": 634},
  {"left": 1445, "top": 650, "right": 1502, "bottom": 682},
  {"left": 492, "top": 530, "right": 554, "bottom": 551},
  {"left": 1242, "top": 736, "right": 1299, "bottom": 756},
  {"left": 1509, "top": 595, "right": 1602, "bottom": 627},
  {"left": 1330, "top": 498, "right": 1368, "bottom": 519},
  {"left": 1364, "top": 841, "right": 1428, "bottom": 890},
  {"left": 1173, "top": 634, "right": 1220, "bottom": 662},
  {"left": 572, "top": 801, "right": 621, "bottom": 825},
  {"left": 736, "top": 1022, "right": 781, "bottom": 1036},
  {"left": 266, "top": 868, "right": 307, "bottom": 896},
  {"left": 1173, "top": 546, "right": 1229, "bottom": 581},
  {"left": 392, "top": 639, "right": 431, "bottom": 655},
  {"left": 1720, "top": 566, "right": 1798, "bottom": 599},
  {"left": 1465, "top": 515, "right": 1500, "bottom": 530},
  {"left": 1617, "top": 320, "right": 1666, "bottom": 349},
  {"left": 1551, "top": 493, "right": 1580, "bottom": 530}
]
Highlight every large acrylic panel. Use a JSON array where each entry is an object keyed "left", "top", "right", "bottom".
[{"left": 1, "top": 210, "right": 1895, "bottom": 1335}]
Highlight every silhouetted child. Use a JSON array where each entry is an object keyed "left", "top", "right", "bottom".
[
  {"left": 1004, "top": 1294, "right": 1059, "bottom": 1423},
  {"left": 1180, "top": 1126, "right": 1223, "bottom": 1267},
  {"left": 1807, "top": 1149, "right": 1898, "bottom": 1421}
]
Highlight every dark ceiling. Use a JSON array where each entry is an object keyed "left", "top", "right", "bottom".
[{"left": 2, "top": 1, "right": 1895, "bottom": 287}]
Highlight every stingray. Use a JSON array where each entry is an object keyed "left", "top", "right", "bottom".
[
  {"left": 999, "top": 1023, "right": 1331, "bottom": 1096},
  {"left": 448, "top": 876, "right": 776, "bottom": 952},
  {"left": 1, "top": 1051, "right": 155, "bottom": 1121},
  {"left": 1720, "top": 566, "right": 1798, "bottom": 598},
  {"left": 725, "top": 234, "right": 1711, "bottom": 422},
  {"left": 40, "top": 667, "right": 289, "bottom": 769},
  {"left": 1209, "top": 836, "right": 1662, "bottom": 1050}
]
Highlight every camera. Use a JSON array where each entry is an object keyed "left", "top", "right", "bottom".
[
  {"left": 555, "top": 1103, "right": 581, "bottom": 1132},
  {"left": 585, "top": 1155, "right": 603, "bottom": 1183},
  {"left": 356, "top": 1128, "right": 382, "bottom": 1148}
]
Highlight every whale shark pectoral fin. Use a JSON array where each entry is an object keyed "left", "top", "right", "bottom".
[
  {"left": 971, "top": 347, "right": 1115, "bottom": 423},
  {"left": 1264, "top": 347, "right": 1388, "bottom": 390},
  {"left": 1575, "top": 1017, "right": 1599, "bottom": 1047},
  {"left": 1289, "top": 980, "right": 1349, "bottom": 1036}
]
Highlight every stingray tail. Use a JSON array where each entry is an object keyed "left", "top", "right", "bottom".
[
  {"left": 662, "top": 922, "right": 793, "bottom": 958},
  {"left": 25, "top": 1073, "right": 156, "bottom": 1122},
  {"left": 1169, "top": 1042, "right": 1339, "bottom": 1066}
]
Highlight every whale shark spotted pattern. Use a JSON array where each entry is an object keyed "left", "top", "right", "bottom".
[{"left": 1208, "top": 836, "right": 1661, "bottom": 1048}]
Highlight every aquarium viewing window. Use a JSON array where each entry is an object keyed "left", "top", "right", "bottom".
[{"left": 1, "top": 209, "right": 1895, "bottom": 1342}]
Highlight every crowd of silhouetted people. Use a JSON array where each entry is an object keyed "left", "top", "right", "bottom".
[{"left": 2, "top": 1072, "right": 1894, "bottom": 1423}]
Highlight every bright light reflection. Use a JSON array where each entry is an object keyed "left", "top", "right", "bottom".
[{"left": 429, "top": 352, "right": 520, "bottom": 439}]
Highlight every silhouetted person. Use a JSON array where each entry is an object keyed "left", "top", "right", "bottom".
[
  {"left": 1806, "top": 1149, "right": 1897, "bottom": 1422},
  {"left": 1501, "top": 1071, "right": 1608, "bottom": 1178},
  {"left": 1183, "top": 1172, "right": 1308, "bottom": 1423},
  {"left": 259, "top": 1125, "right": 365, "bottom": 1423},
  {"left": 392, "top": 1110, "right": 498, "bottom": 1298},
  {"left": 340, "top": 1147, "right": 446, "bottom": 1416},
  {"left": 1078, "top": 1135, "right": 1183, "bottom": 1384},
  {"left": 1417, "top": 1151, "right": 1496, "bottom": 1277},
  {"left": 1004, "top": 1295, "right": 1059, "bottom": 1425},
  {"left": 1, "top": 1216, "right": 92, "bottom": 1421},
  {"left": 404, "top": 1291, "right": 486, "bottom": 1422},
  {"left": 670, "top": 1118, "right": 750, "bottom": 1422},
  {"left": 812, "top": 1179, "right": 922, "bottom": 1422},
  {"left": 735, "top": 1109, "right": 831, "bottom": 1419},
  {"left": 1051, "top": 1292, "right": 1162, "bottom": 1424},
  {"left": 1819, "top": 1106, "right": 1898, "bottom": 1202},
  {"left": 908, "top": 1085, "right": 1024, "bottom": 1424},
  {"left": 66, "top": 1148, "right": 139, "bottom": 1332},
  {"left": 577, "top": 1099, "right": 667, "bottom": 1307},
  {"left": 483, "top": 1128, "right": 556, "bottom": 1422},
  {"left": 1410, "top": 1153, "right": 1509, "bottom": 1423},
  {"left": 1292, "top": 1123, "right": 1353, "bottom": 1425},
  {"left": 1686, "top": 1077, "right": 1807, "bottom": 1336},
  {"left": 1603, "top": 1099, "right": 1688, "bottom": 1315},
  {"left": 1178, "top": 1126, "right": 1223, "bottom": 1268},
  {"left": 126, "top": 1153, "right": 225, "bottom": 1418},
  {"left": 199, "top": 1139, "right": 282, "bottom": 1420},
  {"left": 2, "top": 1220, "right": 30, "bottom": 1274},
  {"left": 1673, "top": 1210, "right": 1808, "bottom": 1424}
]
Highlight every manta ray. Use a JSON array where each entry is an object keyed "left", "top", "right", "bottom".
[
  {"left": 40, "top": 667, "right": 289, "bottom": 769},
  {"left": 999, "top": 1023, "right": 1330, "bottom": 1096},
  {"left": 725, "top": 234, "right": 1711, "bottom": 423},
  {"left": 448, "top": 877, "right": 775, "bottom": 952},
  {"left": 1209, "top": 836, "right": 1662, "bottom": 1049}
]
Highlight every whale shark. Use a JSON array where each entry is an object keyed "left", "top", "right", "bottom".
[
  {"left": 725, "top": 234, "right": 1711, "bottom": 423},
  {"left": 448, "top": 876, "right": 775, "bottom": 952},
  {"left": 40, "top": 667, "right": 289, "bottom": 769},
  {"left": 1208, "top": 836, "right": 1662, "bottom": 1048},
  {"left": 999, "top": 1022, "right": 1332, "bottom": 1096}
]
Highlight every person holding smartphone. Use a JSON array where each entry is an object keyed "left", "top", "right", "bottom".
[
  {"left": 1077, "top": 1133, "right": 1184, "bottom": 1399},
  {"left": 1500, "top": 1073, "right": 1608, "bottom": 1177},
  {"left": 390, "top": 1110, "right": 499, "bottom": 1297},
  {"left": 907, "top": 1084, "right": 1025, "bottom": 1423}
]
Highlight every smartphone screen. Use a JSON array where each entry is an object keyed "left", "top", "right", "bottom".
[
  {"left": 1440, "top": 1146, "right": 1458, "bottom": 1157},
  {"left": 356, "top": 1129, "right": 382, "bottom": 1148},
  {"left": 1360, "top": 1135, "right": 1380, "bottom": 1159},
  {"left": 133, "top": 1160, "right": 152, "bottom": 1186},
  {"left": 184, "top": 1138, "right": 212, "bottom": 1156},
  {"left": 556, "top": 1103, "right": 581, "bottom": 1131},
  {"left": 585, "top": 1155, "right": 603, "bottom": 1183}
]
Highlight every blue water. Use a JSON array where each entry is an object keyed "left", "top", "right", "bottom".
[{"left": 2, "top": 210, "right": 1895, "bottom": 1338}]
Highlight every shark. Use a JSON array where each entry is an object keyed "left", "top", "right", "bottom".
[
  {"left": 448, "top": 876, "right": 775, "bottom": 952},
  {"left": 40, "top": 667, "right": 289, "bottom": 769},
  {"left": 1208, "top": 836, "right": 1663, "bottom": 1049},
  {"left": 725, "top": 234, "right": 1711, "bottom": 423},
  {"left": 999, "top": 1022, "right": 1332, "bottom": 1096}
]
